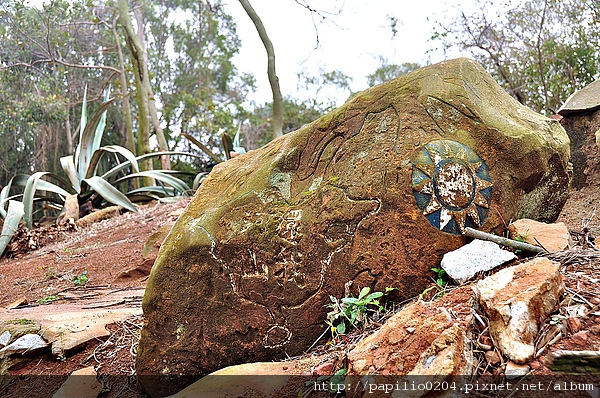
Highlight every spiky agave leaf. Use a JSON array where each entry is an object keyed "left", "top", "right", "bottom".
[
  {"left": 22, "top": 172, "right": 71, "bottom": 229},
  {"left": 181, "top": 133, "right": 223, "bottom": 164},
  {"left": 127, "top": 186, "right": 177, "bottom": 197},
  {"left": 60, "top": 155, "right": 81, "bottom": 193},
  {"left": 76, "top": 97, "right": 115, "bottom": 182},
  {"left": 0, "top": 180, "right": 13, "bottom": 219},
  {"left": 91, "top": 86, "right": 111, "bottom": 153},
  {"left": 82, "top": 176, "right": 137, "bottom": 212},
  {"left": 75, "top": 84, "right": 88, "bottom": 165},
  {"left": 114, "top": 171, "right": 190, "bottom": 194},
  {"left": 0, "top": 200, "right": 24, "bottom": 258},
  {"left": 87, "top": 145, "right": 139, "bottom": 179},
  {"left": 101, "top": 151, "right": 204, "bottom": 181}
]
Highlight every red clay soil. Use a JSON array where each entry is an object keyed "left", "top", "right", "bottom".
[{"left": 0, "top": 199, "right": 189, "bottom": 398}]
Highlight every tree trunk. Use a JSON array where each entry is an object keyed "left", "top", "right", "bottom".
[
  {"left": 132, "top": 3, "right": 171, "bottom": 170},
  {"left": 111, "top": 15, "right": 136, "bottom": 157},
  {"left": 118, "top": 0, "right": 152, "bottom": 185},
  {"left": 118, "top": 0, "right": 169, "bottom": 178},
  {"left": 238, "top": 0, "right": 283, "bottom": 139}
]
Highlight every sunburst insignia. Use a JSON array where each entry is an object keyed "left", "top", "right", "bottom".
[{"left": 412, "top": 140, "right": 493, "bottom": 235}]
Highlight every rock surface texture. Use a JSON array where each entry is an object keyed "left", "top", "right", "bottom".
[
  {"left": 136, "top": 58, "right": 571, "bottom": 397},
  {"left": 473, "top": 258, "right": 564, "bottom": 364},
  {"left": 508, "top": 219, "right": 572, "bottom": 252},
  {"left": 558, "top": 79, "right": 600, "bottom": 189}
]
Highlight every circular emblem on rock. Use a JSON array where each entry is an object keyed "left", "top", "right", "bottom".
[{"left": 412, "top": 140, "right": 493, "bottom": 235}]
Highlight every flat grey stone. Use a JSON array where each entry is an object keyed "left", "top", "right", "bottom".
[
  {"left": 441, "top": 239, "right": 517, "bottom": 284},
  {"left": 0, "top": 333, "right": 48, "bottom": 358},
  {"left": 0, "top": 330, "right": 10, "bottom": 347},
  {"left": 558, "top": 79, "right": 600, "bottom": 115}
]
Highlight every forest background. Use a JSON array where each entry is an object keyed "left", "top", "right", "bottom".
[{"left": 0, "top": 0, "right": 598, "bottom": 194}]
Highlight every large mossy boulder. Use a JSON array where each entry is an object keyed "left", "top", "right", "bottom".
[{"left": 137, "top": 58, "right": 570, "bottom": 397}]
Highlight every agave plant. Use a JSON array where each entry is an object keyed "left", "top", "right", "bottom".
[
  {"left": 0, "top": 85, "right": 204, "bottom": 232},
  {"left": 0, "top": 200, "right": 24, "bottom": 258}
]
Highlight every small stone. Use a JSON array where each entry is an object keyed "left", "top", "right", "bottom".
[
  {"left": 406, "top": 327, "right": 416, "bottom": 334},
  {"left": 0, "top": 331, "right": 10, "bottom": 347},
  {"left": 567, "top": 317, "right": 583, "bottom": 333},
  {"left": 590, "top": 325, "right": 600, "bottom": 335},
  {"left": 52, "top": 366, "right": 101, "bottom": 398},
  {"left": 571, "top": 330, "right": 590, "bottom": 346},
  {"left": 505, "top": 361, "right": 530, "bottom": 379},
  {"left": 508, "top": 219, "right": 572, "bottom": 252},
  {"left": 485, "top": 350, "right": 501, "bottom": 365},
  {"left": 441, "top": 240, "right": 517, "bottom": 284},
  {"left": 0, "top": 333, "right": 48, "bottom": 359},
  {"left": 591, "top": 297, "right": 600, "bottom": 306},
  {"left": 474, "top": 258, "right": 564, "bottom": 364}
]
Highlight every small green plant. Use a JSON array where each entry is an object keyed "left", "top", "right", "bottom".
[
  {"left": 57, "top": 353, "right": 66, "bottom": 362},
  {"left": 327, "top": 287, "right": 395, "bottom": 336},
  {"left": 72, "top": 271, "right": 88, "bottom": 286},
  {"left": 419, "top": 286, "right": 438, "bottom": 301},
  {"left": 46, "top": 266, "right": 57, "bottom": 279},
  {"left": 513, "top": 233, "right": 530, "bottom": 254},
  {"left": 431, "top": 267, "right": 447, "bottom": 288},
  {"left": 39, "top": 295, "right": 58, "bottom": 304},
  {"left": 8, "top": 318, "right": 35, "bottom": 325},
  {"left": 329, "top": 368, "right": 347, "bottom": 394}
]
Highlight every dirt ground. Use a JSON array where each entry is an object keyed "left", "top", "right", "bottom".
[
  {"left": 0, "top": 174, "right": 599, "bottom": 397},
  {"left": 0, "top": 199, "right": 189, "bottom": 397}
]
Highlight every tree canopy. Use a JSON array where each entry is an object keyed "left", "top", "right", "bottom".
[
  {"left": 432, "top": 0, "right": 600, "bottom": 114},
  {"left": 1, "top": 0, "right": 599, "bottom": 191}
]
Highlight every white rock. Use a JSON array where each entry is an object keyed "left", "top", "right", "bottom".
[
  {"left": 505, "top": 361, "right": 530, "bottom": 379},
  {"left": 0, "top": 333, "right": 48, "bottom": 359},
  {"left": 441, "top": 239, "right": 517, "bottom": 284},
  {"left": 0, "top": 330, "right": 10, "bottom": 347}
]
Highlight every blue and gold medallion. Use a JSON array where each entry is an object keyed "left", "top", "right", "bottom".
[{"left": 412, "top": 140, "right": 493, "bottom": 235}]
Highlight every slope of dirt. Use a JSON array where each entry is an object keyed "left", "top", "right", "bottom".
[
  {"left": 0, "top": 199, "right": 189, "bottom": 308},
  {"left": 0, "top": 199, "right": 189, "bottom": 398}
]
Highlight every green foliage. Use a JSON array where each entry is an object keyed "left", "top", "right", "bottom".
[
  {"left": 243, "top": 97, "right": 333, "bottom": 150},
  {"left": 326, "top": 287, "right": 390, "bottom": 336},
  {"left": 72, "top": 271, "right": 88, "bottom": 286},
  {"left": 432, "top": 0, "right": 600, "bottom": 114},
  {"left": 431, "top": 266, "right": 447, "bottom": 288},
  {"left": 367, "top": 59, "right": 421, "bottom": 87},
  {"left": 0, "top": 0, "right": 119, "bottom": 187},
  {"left": 8, "top": 318, "right": 34, "bottom": 325},
  {"left": 329, "top": 368, "right": 347, "bottom": 393},
  {"left": 39, "top": 295, "right": 58, "bottom": 304},
  {"left": 148, "top": 0, "right": 248, "bottom": 163}
]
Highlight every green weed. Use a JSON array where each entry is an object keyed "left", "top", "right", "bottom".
[
  {"left": 326, "top": 286, "right": 395, "bottom": 337},
  {"left": 72, "top": 271, "right": 88, "bottom": 286}
]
